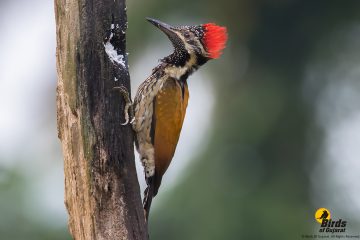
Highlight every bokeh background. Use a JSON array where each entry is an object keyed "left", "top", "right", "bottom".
[{"left": 1, "top": 0, "right": 360, "bottom": 239}]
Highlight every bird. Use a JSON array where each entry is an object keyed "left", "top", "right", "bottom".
[
  {"left": 116, "top": 17, "right": 227, "bottom": 221},
  {"left": 318, "top": 210, "right": 329, "bottom": 220}
]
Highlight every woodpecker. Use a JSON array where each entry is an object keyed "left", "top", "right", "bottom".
[{"left": 117, "top": 18, "right": 227, "bottom": 220}]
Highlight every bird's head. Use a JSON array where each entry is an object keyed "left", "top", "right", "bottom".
[{"left": 147, "top": 18, "right": 227, "bottom": 67}]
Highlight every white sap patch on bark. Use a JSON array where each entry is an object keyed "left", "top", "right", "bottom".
[
  {"left": 104, "top": 41, "right": 126, "bottom": 68},
  {"left": 103, "top": 23, "right": 126, "bottom": 68}
]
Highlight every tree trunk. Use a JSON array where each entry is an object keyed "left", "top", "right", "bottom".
[{"left": 54, "top": 0, "right": 148, "bottom": 239}]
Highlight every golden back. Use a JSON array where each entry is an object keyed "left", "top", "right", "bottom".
[{"left": 153, "top": 78, "right": 189, "bottom": 179}]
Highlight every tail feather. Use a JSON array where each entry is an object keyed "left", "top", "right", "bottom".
[
  {"left": 143, "top": 174, "right": 163, "bottom": 221},
  {"left": 143, "top": 177, "right": 155, "bottom": 221}
]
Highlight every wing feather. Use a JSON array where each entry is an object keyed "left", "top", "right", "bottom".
[{"left": 152, "top": 78, "right": 189, "bottom": 193}]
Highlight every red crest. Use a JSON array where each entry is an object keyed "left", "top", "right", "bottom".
[{"left": 202, "top": 23, "right": 228, "bottom": 59}]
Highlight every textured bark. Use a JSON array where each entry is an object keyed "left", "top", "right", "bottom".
[{"left": 55, "top": 0, "right": 148, "bottom": 239}]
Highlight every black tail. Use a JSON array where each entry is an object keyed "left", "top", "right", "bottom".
[
  {"left": 143, "top": 177, "right": 155, "bottom": 221},
  {"left": 143, "top": 174, "right": 162, "bottom": 221}
]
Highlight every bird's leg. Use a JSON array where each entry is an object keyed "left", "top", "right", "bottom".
[{"left": 113, "top": 86, "right": 135, "bottom": 126}]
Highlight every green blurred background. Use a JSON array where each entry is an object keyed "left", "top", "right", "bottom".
[{"left": 1, "top": 0, "right": 360, "bottom": 239}]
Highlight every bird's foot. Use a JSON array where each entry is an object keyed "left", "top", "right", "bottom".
[{"left": 113, "top": 86, "right": 134, "bottom": 126}]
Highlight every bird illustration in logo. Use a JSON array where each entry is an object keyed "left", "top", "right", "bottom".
[{"left": 317, "top": 210, "right": 329, "bottom": 220}]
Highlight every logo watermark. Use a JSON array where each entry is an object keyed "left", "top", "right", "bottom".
[{"left": 300, "top": 208, "right": 359, "bottom": 239}]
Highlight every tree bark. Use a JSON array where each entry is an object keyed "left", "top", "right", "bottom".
[{"left": 54, "top": 0, "right": 148, "bottom": 239}]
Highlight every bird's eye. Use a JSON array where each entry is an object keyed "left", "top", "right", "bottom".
[{"left": 184, "top": 32, "right": 190, "bottom": 39}]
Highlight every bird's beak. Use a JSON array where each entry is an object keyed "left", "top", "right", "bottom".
[{"left": 146, "top": 18, "right": 182, "bottom": 48}]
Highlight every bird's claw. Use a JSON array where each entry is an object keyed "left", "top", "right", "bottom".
[
  {"left": 113, "top": 85, "right": 134, "bottom": 126},
  {"left": 120, "top": 119, "right": 129, "bottom": 126},
  {"left": 130, "top": 117, "right": 135, "bottom": 124}
]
